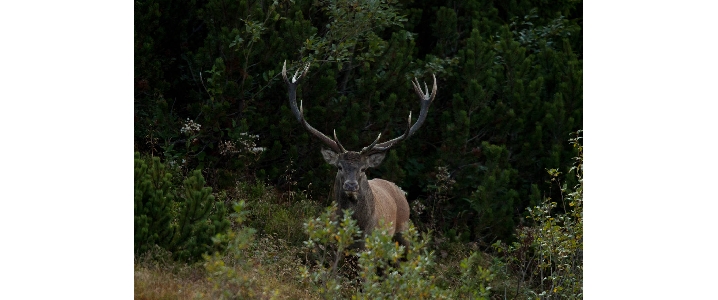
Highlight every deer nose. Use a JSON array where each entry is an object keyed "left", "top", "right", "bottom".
[{"left": 343, "top": 181, "right": 359, "bottom": 192}]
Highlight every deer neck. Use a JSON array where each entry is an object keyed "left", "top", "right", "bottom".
[{"left": 333, "top": 176, "right": 375, "bottom": 232}]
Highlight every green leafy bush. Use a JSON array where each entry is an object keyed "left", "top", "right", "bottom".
[
  {"left": 203, "top": 199, "right": 321, "bottom": 299},
  {"left": 492, "top": 131, "right": 583, "bottom": 299},
  {"left": 229, "top": 180, "right": 321, "bottom": 245},
  {"left": 134, "top": 152, "right": 230, "bottom": 262},
  {"left": 300, "top": 206, "right": 361, "bottom": 298},
  {"left": 355, "top": 225, "right": 451, "bottom": 299},
  {"left": 455, "top": 252, "right": 494, "bottom": 299},
  {"left": 203, "top": 201, "right": 267, "bottom": 299},
  {"left": 300, "top": 205, "right": 493, "bottom": 299}
]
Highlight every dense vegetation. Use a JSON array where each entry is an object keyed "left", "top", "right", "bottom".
[{"left": 135, "top": 0, "right": 582, "bottom": 298}]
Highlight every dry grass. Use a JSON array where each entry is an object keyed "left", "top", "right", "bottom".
[
  {"left": 134, "top": 236, "right": 318, "bottom": 300},
  {"left": 230, "top": 234, "right": 319, "bottom": 300},
  {"left": 134, "top": 262, "right": 212, "bottom": 300}
]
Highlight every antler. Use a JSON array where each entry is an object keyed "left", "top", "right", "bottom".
[
  {"left": 360, "top": 74, "right": 437, "bottom": 154},
  {"left": 283, "top": 61, "right": 436, "bottom": 155},
  {"left": 283, "top": 61, "right": 347, "bottom": 153}
]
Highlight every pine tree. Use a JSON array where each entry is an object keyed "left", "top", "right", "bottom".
[
  {"left": 134, "top": 153, "right": 175, "bottom": 255},
  {"left": 170, "top": 170, "right": 230, "bottom": 261},
  {"left": 134, "top": 153, "right": 229, "bottom": 261}
]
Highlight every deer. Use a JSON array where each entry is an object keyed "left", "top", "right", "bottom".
[{"left": 282, "top": 61, "right": 436, "bottom": 249}]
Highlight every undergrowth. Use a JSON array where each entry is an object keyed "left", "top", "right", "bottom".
[{"left": 134, "top": 133, "right": 584, "bottom": 299}]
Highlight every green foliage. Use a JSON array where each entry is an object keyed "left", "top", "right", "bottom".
[
  {"left": 300, "top": 205, "right": 492, "bottom": 299},
  {"left": 203, "top": 197, "right": 322, "bottom": 299},
  {"left": 231, "top": 180, "right": 320, "bottom": 245},
  {"left": 135, "top": 0, "right": 583, "bottom": 250},
  {"left": 355, "top": 225, "right": 451, "bottom": 299},
  {"left": 304, "top": 0, "right": 407, "bottom": 65},
  {"left": 134, "top": 152, "right": 230, "bottom": 262},
  {"left": 412, "top": 165, "right": 456, "bottom": 233},
  {"left": 301, "top": 206, "right": 361, "bottom": 298},
  {"left": 465, "top": 142, "right": 520, "bottom": 244},
  {"left": 509, "top": 8, "right": 581, "bottom": 54},
  {"left": 492, "top": 131, "right": 583, "bottom": 299},
  {"left": 171, "top": 170, "right": 231, "bottom": 261},
  {"left": 135, "top": 152, "right": 175, "bottom": 255},
  {"left": 456, "top": 252, "right": 494, "bottom": 299},
  {"left": 203, "top": 201, "right": 269, "bottom": 299}
]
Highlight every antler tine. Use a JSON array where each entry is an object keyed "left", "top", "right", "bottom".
[
  {"left": 359, "top": 133, "right": 383, "bottom": 154},
  {"left": 408, "top": 110, "right": 413, "bottom": 129},
  {"left": 367, "top": 111, "right": 411, "bottom": 153},
  {"left": 333, "top": 129, "right": 348, "bottom": 153},
  {"left": 284, "top": 61, "right": 342, "bottom": 153},
  {"left": 430, "top": 73, "right": 437, "bottom": 102},
  {"left": 301, "top": 63, "right": 310, "bottom": 79},
  {"left": 411, "top": 74, "right": 437, "bottom": 102},
  {"left": 282, "top": 60, "right": 289, "bottom": 83},
  {"left": 407, "top": 73, "right": 436, "bottom": 136},
  {"left": 368, "top": 74, "right": 436, "bottom": 152},
  {"left": 283, "top": 60, "right": 311, "bottom": 84}
]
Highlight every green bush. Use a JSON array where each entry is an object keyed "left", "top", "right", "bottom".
[
  {"left": 300, "top": 205, "right": 493, "bottom": 299},
  {"left": 233, "top": 181, "right": 321, "bottom": 245},
  {"left": 135, "top": 152, "right": 175, "bottom": 255},
  {"left": 171, "top": 169, "right": 231, "bottom": 261},
  {"left": 455, "top": 252, "right": 494, "bottom": 299},
  {"left": 134, "top": 152, "right": 230, "bottom": 262},
  {"left": 203, "top": 201, "right": 267, "bottom": 299},
  {"left": 300, "top": 206, "right": 361, "bottom": 298},
  {"left": 355, "top": 225, "right": 452, "bottom": 299},
  {"left": 492, "top": 131, "right": 583, "bottom": 299},
  {"left": 203, "top": 199, "right": 320, "bottom": 299}
]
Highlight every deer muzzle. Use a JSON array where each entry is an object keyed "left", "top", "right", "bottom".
[{"left": 343, "top": 180, "right": 359, "bottom": 192}]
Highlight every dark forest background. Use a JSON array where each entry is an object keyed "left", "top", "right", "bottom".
[{"left": 134, "top": 0, "right": 582, "bottom": 248}]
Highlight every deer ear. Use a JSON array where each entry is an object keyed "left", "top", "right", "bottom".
[
  {"left": 366, "top": 152, "right": 386, "bottom": 168},
  {"left": 321, "top": 148, "right": 339, "bottom": 165}
]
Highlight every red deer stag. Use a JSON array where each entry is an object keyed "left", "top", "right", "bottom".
[{"left": 282, "top": 61, "right": 436, "bottom": 248}]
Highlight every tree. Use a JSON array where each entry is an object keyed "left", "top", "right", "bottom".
[
  {"left": 134, "top": 0, "right": 583, "bottom": 249},
  {"left": 134, "top": 152, "right": 229, "bottom": 261}
]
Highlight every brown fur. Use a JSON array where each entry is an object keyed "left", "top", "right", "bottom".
[
  {"left": 326, "top": 150, "right": 411, "bottom": 249},
  {"left": 367, "top": 179, "right": 409, "bottom": 236}
]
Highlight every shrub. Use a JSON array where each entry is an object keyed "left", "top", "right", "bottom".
[
  {"left": 355, "top": 225, "right": 452, "bottom": 299},
  {"left": 203, "top": 201, "right": 268, "bottom": 299},
  {"left": 492, "top": 131, "right": 583, "bottom": 299},
  {"left": 135, "top": 152, "right": 176, "bottom": 255},
  {"left": 455, "top": 252, "right": 494, "bottom": 299},
  {"left": 134, "top": 152, "right": 230, "bottom": 262},
  {"left": 232, "top": 180, "right": 321, "bottom": 246},
  {"left": 170, "top": 169, "right": 231, "bottom": 262},
  {"left": 300, "top": 206, "right": 361, "bottom": 298},
  {"left": 300, "top": 205, "right": 490, "bottom": 299}
]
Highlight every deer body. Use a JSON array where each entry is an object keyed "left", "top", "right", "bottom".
[
  {"left": 323, "top": 150, "right": 410, "bottom": 245},
  {"left": 336, "top": 175, "right": 409, "bottom": 233},
  {"left": 282, "top": 61, "right": 436, "bottom": 249},
  {"left": 365, "top": 178, "right": 410, "bottom": 236}
]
